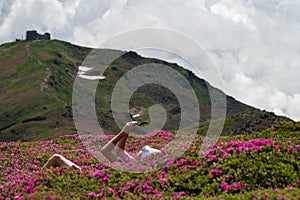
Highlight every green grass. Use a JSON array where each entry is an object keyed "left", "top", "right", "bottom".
[{"left": 0, "top": 40, "right": 293, "bottom": 141}]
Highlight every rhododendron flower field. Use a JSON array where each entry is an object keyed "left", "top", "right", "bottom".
[{"left": 0, "top": 122, "right": 299, "bottom": 199}]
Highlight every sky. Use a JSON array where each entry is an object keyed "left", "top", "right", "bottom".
[{"left": 0, "top": 0, "right": 300, "bottom": 121}]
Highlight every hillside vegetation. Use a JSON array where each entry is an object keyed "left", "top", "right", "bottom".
[
  {"left": 0, "top": 40, "right": 90, "bottom": 141},
  {"left": 0, "top": 40, "right": 291, "bottom": 141},
  {"left": 0, "top": 121, "right": 299, "bottom": 199}
]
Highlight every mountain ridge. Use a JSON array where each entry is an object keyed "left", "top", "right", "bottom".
[{"left": 0, "top": 39, "right": 291, "bottom": 141}]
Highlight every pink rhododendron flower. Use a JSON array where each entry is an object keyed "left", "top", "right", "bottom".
[
  {"left": 87, "top": 192, "right": 97, "bottom": 197},
  {"left": 286, "top": 184, "right": 296, "bottom": 190},
  {"left": 98, "top": 188, "right": 104, "bottom": 197},
  {"left": 233, "top": 183, "right": 246, "bottom": 190},
  {"left": 221, "top": 182, "right": 229, "bottom": 192},
  {"left": 227, "top": 175, "right": 234, "bottom": 180},
  {"left": 206, "top": 155, "right": 218, "bottom": 163},
  {"left": 255, "top": 146, "right": 262, "bottom": 151},
  {"left": 264, "top": 193, "right": 269, "bottom": 198},
  {"left": 209, "top": 169, "right": 223, "bottom": 175},
  {"left": 159, "top": 178, "right": 168, "bottom": 184}
]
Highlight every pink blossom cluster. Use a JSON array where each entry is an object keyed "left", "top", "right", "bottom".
[
  {"left": 203, "top": 137, "right": 298, "bottom": 163},
  {"left": 220, "top": 182, "right": 247, "bottom": 192}
]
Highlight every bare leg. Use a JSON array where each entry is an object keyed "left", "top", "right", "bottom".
[
  {"left": 101, "top": 131, "right": 127, "bottom": 162},
  {"left": 42, "top": 154, "right": 81, "bottom": 170},
  {"left": 115, "top": 134, "right": 133, "bottom": 161},
  {"left": 101, "top": 121, "right": 137, "bottom": 162},
  {"left": 116, "top": 134, "right": 127, "bottom": 149}
]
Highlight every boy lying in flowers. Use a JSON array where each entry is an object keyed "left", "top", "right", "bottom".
[{"left": 42, "top": 121, "right": 161, "bottom": 170}]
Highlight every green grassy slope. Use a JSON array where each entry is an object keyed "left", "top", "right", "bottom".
[
  {"left": 0, "top": 40, "right": 291, "bottom": 141},
  {"left": 0, "top": 40, "right": 91, "bottom": 141}
]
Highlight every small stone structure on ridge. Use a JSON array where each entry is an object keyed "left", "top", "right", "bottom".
[{"left": 25, "top": 30, "right": 51, "bottom": 41}]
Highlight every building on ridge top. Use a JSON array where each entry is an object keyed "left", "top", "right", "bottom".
[{"left": 25, "top": 30, "right": 51, "bottom": 41}]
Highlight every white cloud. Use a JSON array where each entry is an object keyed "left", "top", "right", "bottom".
[
  {"left": 287, "top": 94, "right": 300, "bottom": 121},
  {"left": 210, "top": 0, "right": 257, "bottom": 30},
  {"left": 0, "top": 0, "right": 300, "bottom": 121},
  {"left": 0, "top": 0, "right": 70, "bottom": 40}
]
